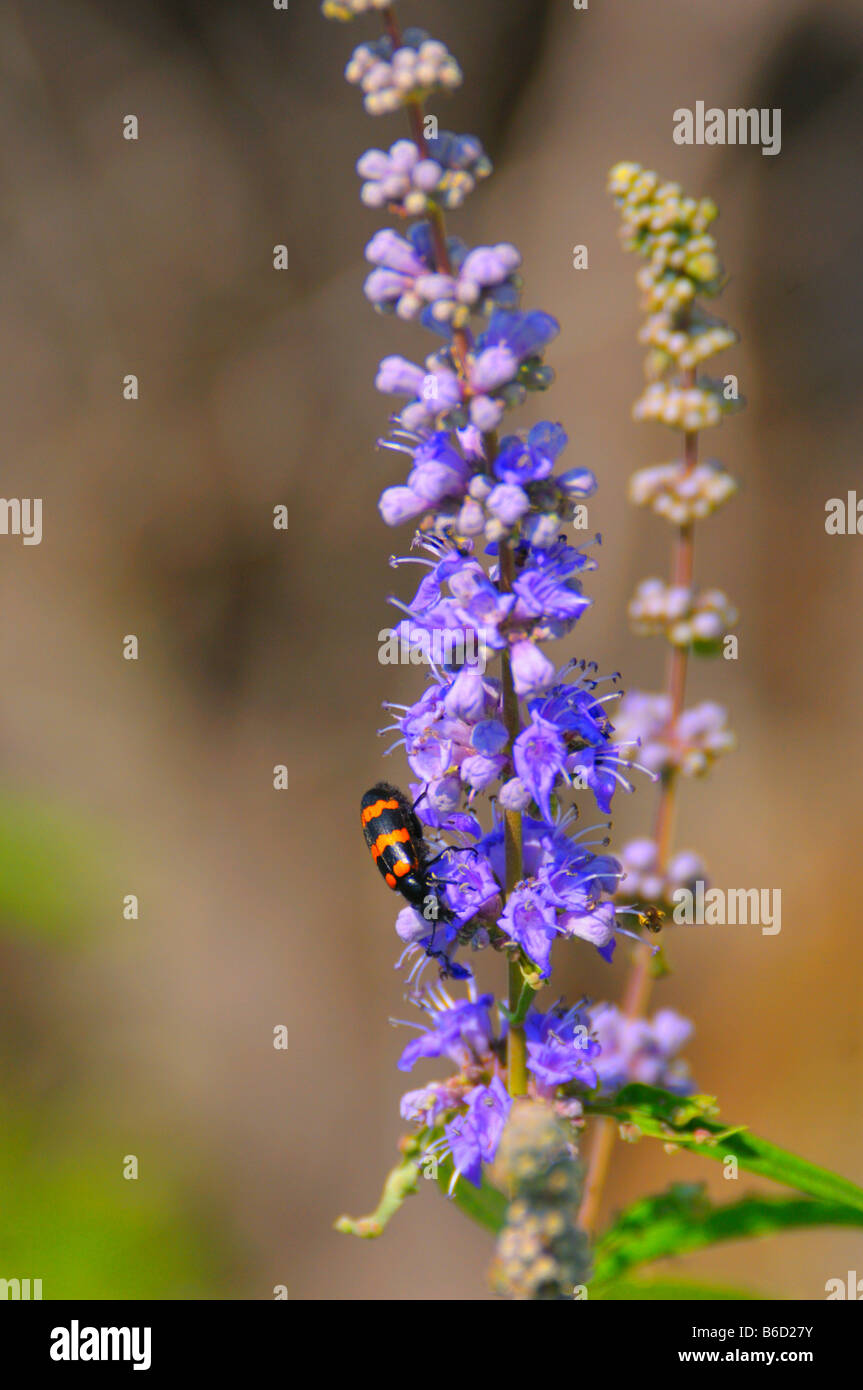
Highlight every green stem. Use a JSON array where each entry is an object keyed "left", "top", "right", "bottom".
[
  {"left": 334, "top": 1143, "right": 422, "bottom": 1238},
  {"left": 506, "top": 955, "right": 529, "bottom": 1095}
]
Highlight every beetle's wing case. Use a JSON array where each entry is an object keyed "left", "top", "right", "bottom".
[{"left": 360, "top": 782, "right": 422, "bottom": 889}]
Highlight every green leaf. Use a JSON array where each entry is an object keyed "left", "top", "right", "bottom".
[
  {"left": 435, "top": 1154, "right": 508, "bottom": 1234},
  {"left": 593, "top": 1277, "right": 763, "bottom": 1301},
  {"left": 593, "top": 1182, "right": 863, "bottom": 1285},
  {"left": 587, "top": 1084, "right": 863, "bottom": 1212}
]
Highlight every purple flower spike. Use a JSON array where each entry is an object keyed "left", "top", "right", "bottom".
[{"left": 327, "top": 13, "right": 693, "bottom": 1261}]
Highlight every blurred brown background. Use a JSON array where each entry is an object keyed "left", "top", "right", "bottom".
[{"left": 1, "top": 0, "right": 861, "bottom": 1299}]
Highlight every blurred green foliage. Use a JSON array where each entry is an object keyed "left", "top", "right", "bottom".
[
  {"left": 0, "top": 1099, "right": 231, "bottom": 1299},
  {"left": 0, "top": 792, "right": 236, "bottom": 1299},
  {"left": 0, "top": 794, "right": 111, "bottom": 942}
]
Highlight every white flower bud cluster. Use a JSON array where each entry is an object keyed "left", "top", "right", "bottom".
[
  {"left": 322, "top": 0, "right": 392, "bottom": 20},
  {"left": 608, "top": 162, "right": 722, "bottom": 311},
  {"left": 640, "top": 312, "right": 738, "bottom": 376},
  {"left": 357, "top": 138, "right": 490, "bottom": 215},
  {"left": 614, "top": 693, "right": 735, "bottom": 778},
  {"left": 616, "top": 837, "right": 707, "bottom": 906},
  {"left": 628, "top": 578, "right": 737, "bottom": 648},
  {"left": 628, "top": 459, "right": 737, "bottom": 525},
  {"left": 347, "top": 38, "right": 462, "bottom": 115},
  {"left": 635, "top": 263, "right": 696, "bottom": 315},
  {"left": 633, "top": 381, "right": 723, "bottom": 432}
]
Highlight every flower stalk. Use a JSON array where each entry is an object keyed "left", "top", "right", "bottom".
[{"left": 579, "top": 163, "right": 741, "bottom": 1232}]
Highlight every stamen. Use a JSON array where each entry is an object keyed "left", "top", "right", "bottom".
[
  {"left": 388, "top": 554, "right": 435, "bottom": 568},
  {"left": 378, "top": 439, "right": 415, "bottom": 455}
]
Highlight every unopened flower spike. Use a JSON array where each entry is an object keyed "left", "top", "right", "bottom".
[{"left": 574, "top": 163, "right": 744, "bottom": 1239}]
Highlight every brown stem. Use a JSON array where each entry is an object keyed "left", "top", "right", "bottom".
[
  {"left": 578, "top": 1117, "right": 615, "bottom": 1237},
  {"left": 622, "top": 401, "right": 698, "bottom": 1020},
  {"left": 499, "top": 540, "right": 528, "bottom": 1095}
]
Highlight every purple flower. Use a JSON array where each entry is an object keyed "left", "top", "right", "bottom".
[
  {"left": 521, "top": 664, "right": 640, "bottom": 814},
  {"left": 356, "top": 132, "right": 491, "bottom": 215},
  {"left": 494, "top": 421, "right": 568, "bottom": 485},
  {"left": 589, "top": 1004, "right": 695, "bottom": 1096},
  {"left": 454, "top": 243, "right": 521, "bottom": 314},
  {"left": 375, "top": 355, "right": 462, "bottom": 431},
  {"left": 512, "top": 544, "right": 592, "bottom": 626},
  {"left": 397, "top": 988, "right": 495, "bottom": 1073},
  {"left": 419, "top": 242, "right": 523, "bottom": 334},
  {"left": 364, "top": 226, "right": 437, "bottom": 315},
  {"left": 379, "top": 485, "right": 428, "bottom": 526},
  {"left": 558, "top": 899, "right": 617, "bottom": 960},
  {"left": 407, "top": 431, "right": 469, "bottom": 503},
  {"left": 566, "top": 747, "right": 618, "bottom": 815},
  {"left": 471, "top": 718, "right": 508, "bottom": 755},
  {"left": 509, "top": 639, "right": 555, "bottom": 697},
  {"left": 528, "top": 666, "right": 615, "bottom": 743},
  {"left": 383, "top": 664, "right": 512, "bottom": 808},
  {"left": 524, "top": 1003, "right": 601, "bottom": 1090},
  {"left": 408, "top": 784, "right": 482, "bottom": 840},
  {"left": 498, "top": 776, "right": 531, "bottom": 811},
  {"left": 513, "top": 714, "right": 568, "bottom": 821},
  {"left": 394, "top": 905, "right": 470, "bottom": 984},
  {"left": 461, "top": 310, "right": 560, "bottom": 430},
  {"left": 479, "top": 814, "right": 576, "bottom": 884},
  {"left": 400, "top": 1080, "right": 462, "bottom": 1126},
  {"left": 369, "top": 224, "right": 464, "bottom": 312},
  {"left": 558, "top": 467, "right": 597, "bottom": 497},
  {"left": 330, "top": 3, "right": 669, "bottom": 1168},
  {"left": 395, "top": 905, "right": 431, "bottom": 948},
  {"left": 498, "top": 882, "right": 558, "bottom": 977},
  {"left": 444, "top": 1075, "right": 511, "bottom": 1188},
  {"left": 438, "top": 848, "right": 501, "bottom": 926},
  {"left": 443, "top": 668, "right": 496, "bottom": 722},
  {"left": 486, "top": 482, "right": 530, "bottom": 527},
  {"left": 478, "top": 813, "right": 624, "bottom": 969},
  {"left": 460, "top": 751, "right": 508, "bottom": 790},
  {"left": 473, "top": 311, "right": 559, "bottom": 392}
]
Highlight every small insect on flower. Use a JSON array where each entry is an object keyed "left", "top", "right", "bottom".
[
  {"left": 637, "top": 904, "right": 666, "bottom": 934},
  {"left": 360, "top": 780, "right": 468, "bottom": 976}
]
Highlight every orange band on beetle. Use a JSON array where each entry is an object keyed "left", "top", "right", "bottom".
[
  {"left": 371, "top": 827, "right": 411, "bottom": 859},
  {"left": 361, "top": 797, "right": 400, "bottom": 825}
]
